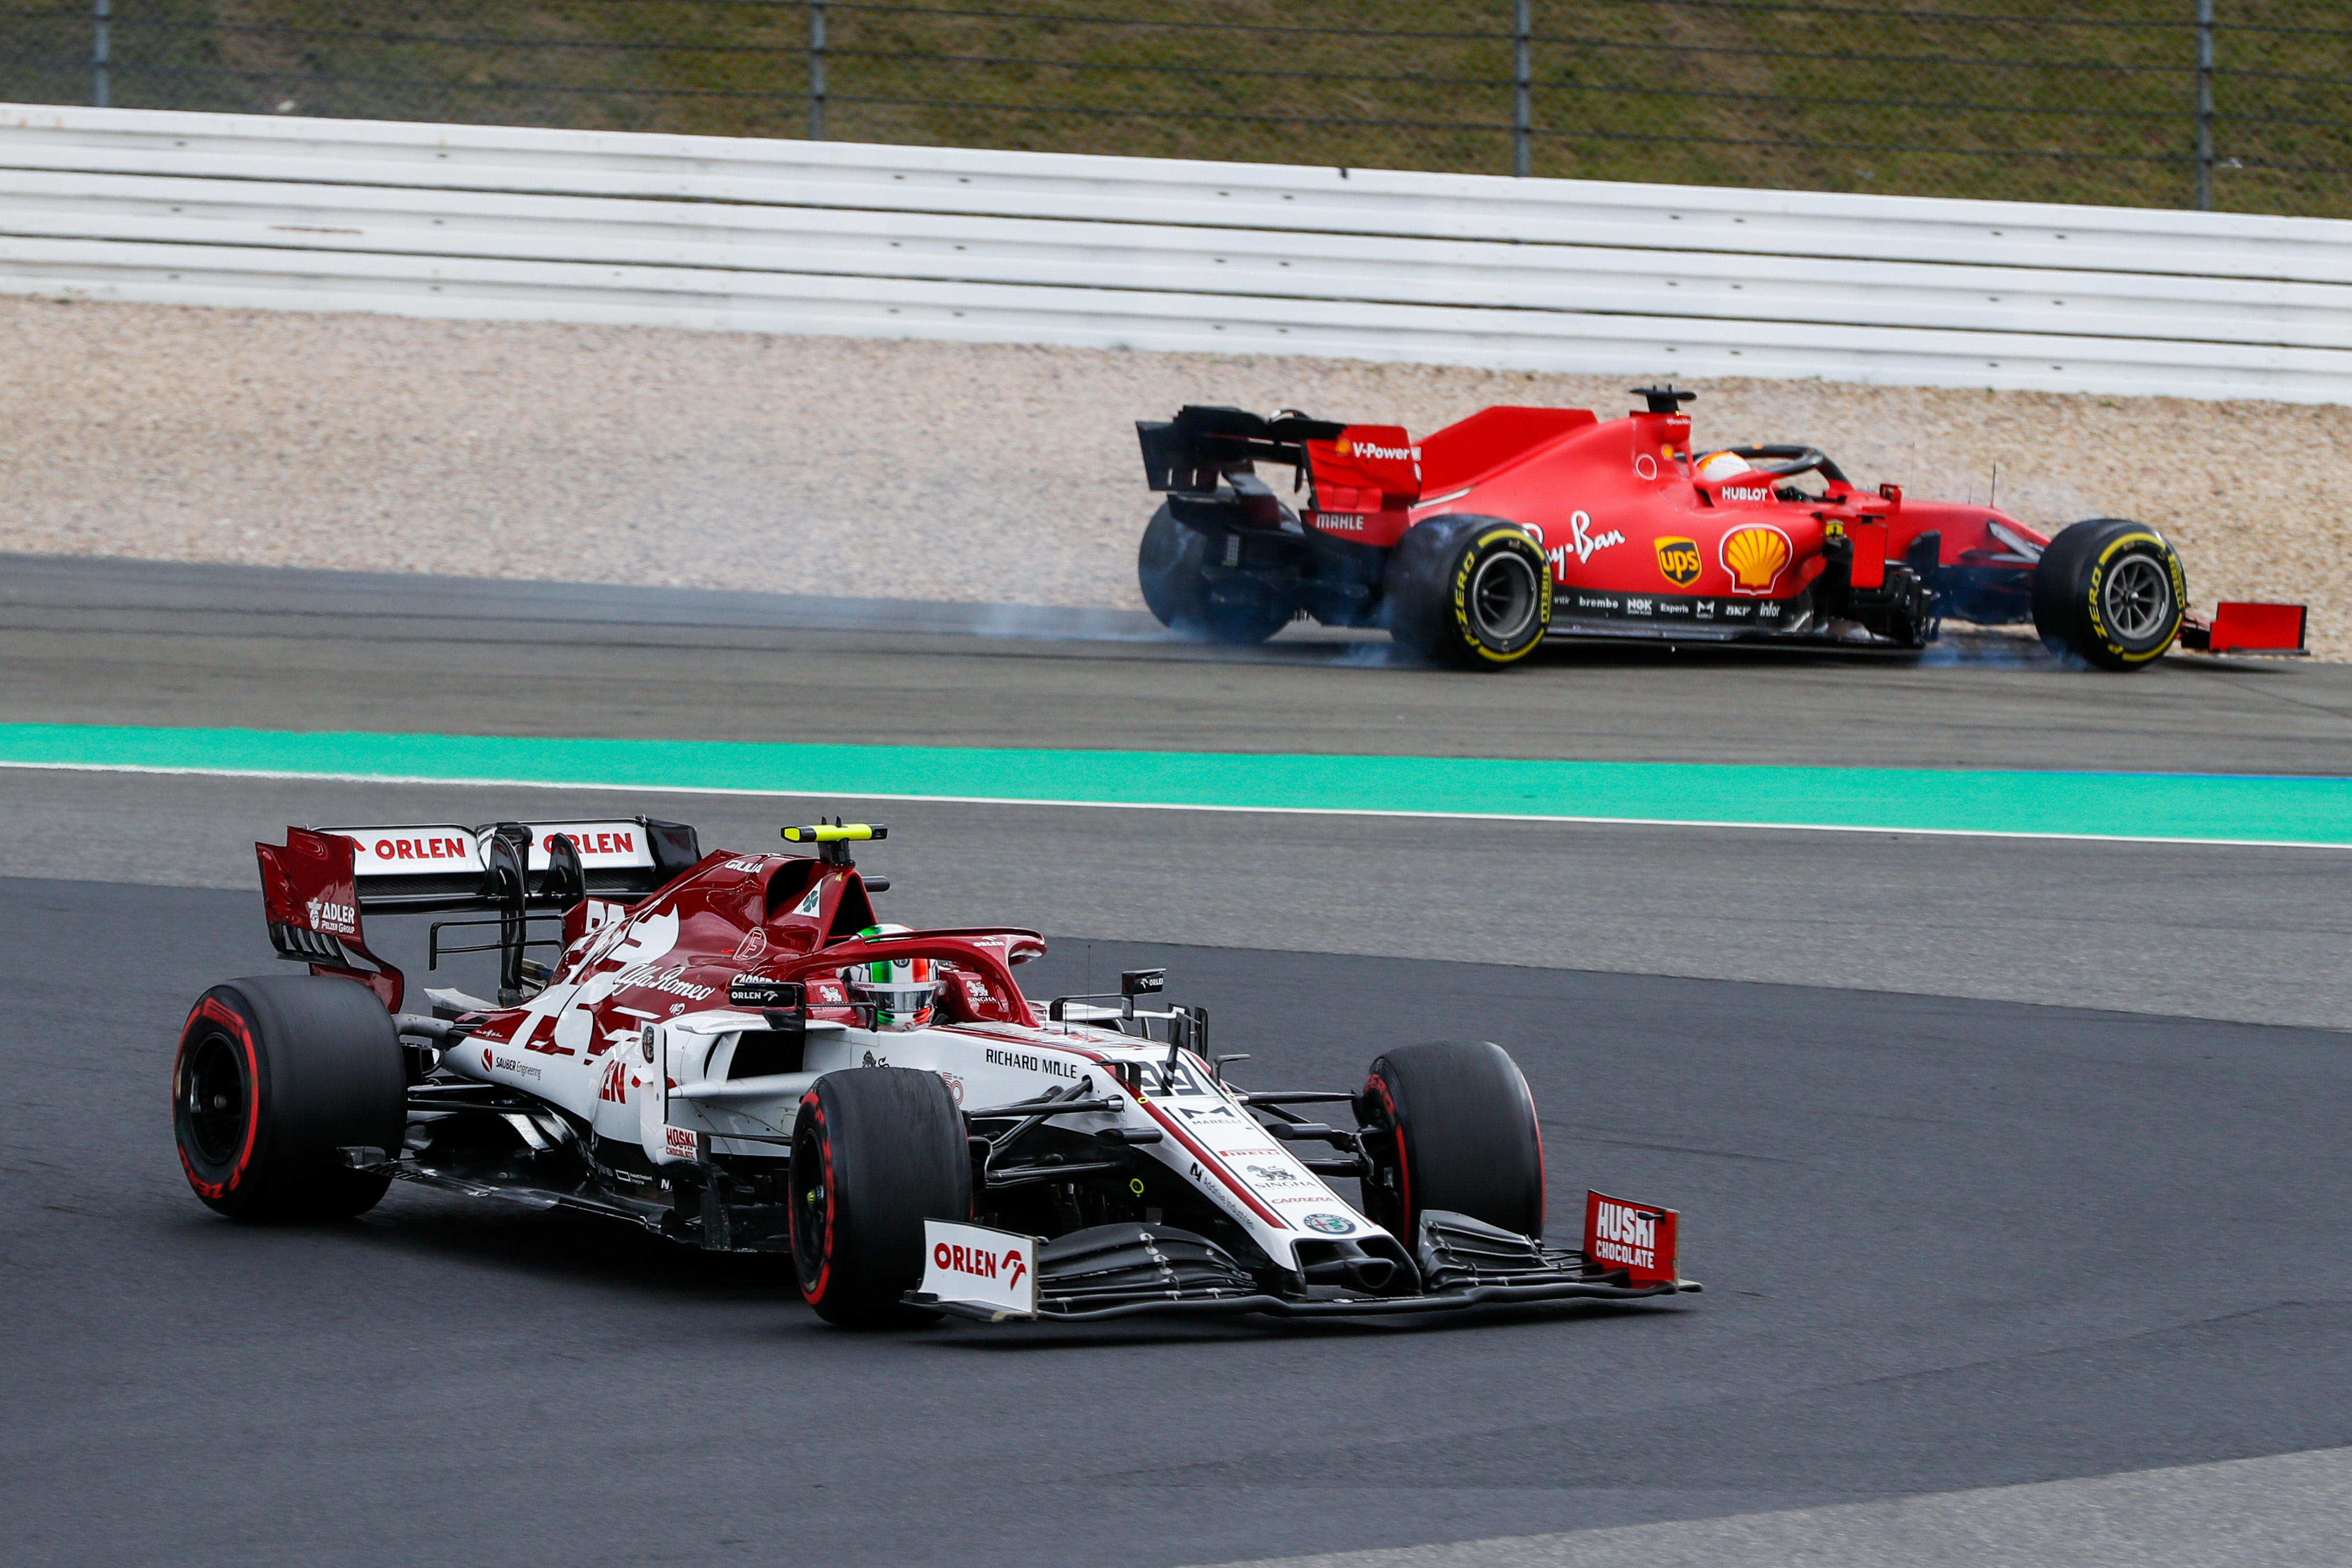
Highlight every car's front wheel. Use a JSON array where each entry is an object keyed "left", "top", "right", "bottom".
[
  {"left": 1355, "top": 1040, "right": 1546, "bottom": 1242},
  {"left": 790, "top": 1067, "right": 972, "bottom": 1328},
  {"left": 171, "top": 974, "right": 407, "bottom": 1220},
  {"left": 2030, "top": 517, "right": 2187, "bottom": 671}
]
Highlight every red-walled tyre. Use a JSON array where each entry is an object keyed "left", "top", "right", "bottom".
[
  {"left": 1355, "top": 1040, "right": 1545, "bottom": 1242},
  {"left": 171, "top": 975, "right": 406, "bottom": 1220},
  {"left": 790, "top": 1067, "right": 972, "bottom": 1328},
  {"left": 1379, "top": 515, "right": 1551, "bottom": 670}
]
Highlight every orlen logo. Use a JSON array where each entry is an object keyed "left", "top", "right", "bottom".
[
  {"left": 1655, "top": 536, "right": 1703, "bottom": 587},
  {"left": 934, "top": 1240, "right": 1028, "bottom": 1290},
  {"left": 374, "top": 834, "right": 469, "bottom": 862},
  {"left": 549, "top": 830, "right": 633, "bottom": 856},
  {"left": 1590, "top": 1198, "right": 1658, "bottom": 1269}
]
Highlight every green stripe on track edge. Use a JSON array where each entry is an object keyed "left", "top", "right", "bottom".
[{"left": 2, "top": 723, "right": 2348, "bottom": 847}]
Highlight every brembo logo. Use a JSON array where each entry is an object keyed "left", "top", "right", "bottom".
[{"left": 935, "top": 1240, "right": 1028, "bottom": 1290}]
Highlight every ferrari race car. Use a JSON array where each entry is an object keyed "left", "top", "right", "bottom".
[
  {"left": 1135, "top": 387, "right": 2307, "bottom": 671},
  {"left": 172, "top": 816, "right": 1698, "bottom": 1328}
]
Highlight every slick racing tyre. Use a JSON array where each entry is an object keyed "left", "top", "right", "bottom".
[
  {"left": 2030, "top": 517, "right": 2187, "bottom": 671},
  {"left": 171, "top": 975, "right": 407, "bottom": 1220},
  {"left": 1137, "top": 503, "right": 1296, "bottom": 646},
  {"left": 1378, "top": 515, "right": 1551, "bottom": 670},
  {"left": 1355, "top": 1041, "right": 1545, "bottom": 1243},
  {"left": 791, "top": 1067, "right": 972, "bottom": 1328}
]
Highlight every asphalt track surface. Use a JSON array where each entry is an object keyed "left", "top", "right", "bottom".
[
  {"left": 7, "top": 554, "right": 2352, "bottom": 1565},
  {"left": 7, "top": 552, "right": 2352, "bottom": 772},
  {"left": 8, "top": 877, "right": 2352, "bottom": 1568}
]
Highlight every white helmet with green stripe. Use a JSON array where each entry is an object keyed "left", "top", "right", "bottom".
[{"left": 844, "top": 924, "right": 939, "bottom": 1031}]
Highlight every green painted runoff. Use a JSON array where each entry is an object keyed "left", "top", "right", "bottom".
[{"left": 1, "top": 722, "right": 2347, "bottom": 846}]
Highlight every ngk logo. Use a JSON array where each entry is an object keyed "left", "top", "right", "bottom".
[{"left": 933, "top": 1240, "right": 1028, "bottom": 1291}]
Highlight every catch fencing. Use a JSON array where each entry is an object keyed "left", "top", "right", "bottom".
[
  {"left": 3, "top": 2, "right": 2349, "bottom": 218},
  {"left": 3, "top": 102, "right": 2349, "bottom": 402}
]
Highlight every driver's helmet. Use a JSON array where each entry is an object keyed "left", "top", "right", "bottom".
[
  {"left": 844, "top": 924, "right": 939, "bottom": 1030},
  {"left": 1695, "top": 450, "right": 1753, "bottom": 483}
]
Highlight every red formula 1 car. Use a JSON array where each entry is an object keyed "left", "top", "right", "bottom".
[{"left": 1135, "top": 388, "right": 2305, "bottom": 671}]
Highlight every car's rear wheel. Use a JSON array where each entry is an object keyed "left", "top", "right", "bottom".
[
  {"left": 790, "top": 1067, "right": 972, "bottom": 1328},
  {"left": 1379, "top": 515, "right": 1551, "bottom": 670},
  {"left": 171, "top": 975, "right": 407, "bottom": 1220},
  {"left": 1137, "top": 503, "right": 1296, "bottom": 645},
  {"left": 1355, "top": 1040, "right": 1546, "bottom": 1242},
  {"left": 2030, "top": 517, "right": 2187, "bottom": 671}
]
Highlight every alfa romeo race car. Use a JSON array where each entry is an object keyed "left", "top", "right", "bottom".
[
  {"left": 1135, "top": 387, "right": 2307, "bottom": 671},
  {"left": 172, "top": 816, "right": 1697, "bottom": 1328}
]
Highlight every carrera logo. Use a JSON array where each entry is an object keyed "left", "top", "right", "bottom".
[
  {"left": 934, "top": 1240, "right": 1028, "bottom": 1290},
  {"left": 1655, "top": 537, "right": 1703, "bottom": 587},
  {"left": 1721, "top": 524, "right": 1794, "bottom": 595}
]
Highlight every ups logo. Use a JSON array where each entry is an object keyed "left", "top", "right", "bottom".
[{"left": 1655, "top": 536, "right": 1703, "bottom": 586}]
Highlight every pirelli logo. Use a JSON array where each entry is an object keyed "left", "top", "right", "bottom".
[{"left": 1655, "top": 536, "right": 1702, "bottom": 587}]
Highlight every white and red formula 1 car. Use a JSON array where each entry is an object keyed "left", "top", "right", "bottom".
[{"left": 172, "top": 817, "right": 1698, "bottom": 1328}]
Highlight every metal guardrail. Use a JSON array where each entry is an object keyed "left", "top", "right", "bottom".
[
  {"left": 4, "top": 3, "right": 2348, "bottom": 218},
  {"left": 2, "top": 103, "right": 2347, "bottom": 402}
]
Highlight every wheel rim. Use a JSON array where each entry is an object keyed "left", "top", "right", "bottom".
[
  {"left": 182, "top": 1031, "right": 248, "bottom": 1166},
  {"left": 791, "top": 1121, "right": 830, "bottom": 1288},
  {"left": 1468, "top": 551, "right": 1541, "bottom": 643},
  {"left": 2102, "top": 554, "right": 2173, "bottom": 643}
]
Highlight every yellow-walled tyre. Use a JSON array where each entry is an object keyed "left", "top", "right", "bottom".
[
  {"left": 2030, "top": 518, "right": 2187, "bottom": 672},
  {"left": 1380, "top": 515, "right": 1551, "bottom": 671}
]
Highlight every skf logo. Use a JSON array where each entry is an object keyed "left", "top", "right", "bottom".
[
  {"left": 1721, "top": 524, "right": 1793, "bottom": 595},
  {"left": 1655, "top": 536, "right": 1703, "bottom": 587}
]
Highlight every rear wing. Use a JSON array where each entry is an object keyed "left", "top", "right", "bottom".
[
  {"left": 320, "top": 818, "right": 701, "bottom": 913},
  {"left": 1138, "top": 404, "right": 1423, "bottom": 520},
  {"left": 255, "top": 817, "right": 702, "bottom": 1013}
]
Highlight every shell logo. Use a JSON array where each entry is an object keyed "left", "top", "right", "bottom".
[{"left": 1720, "top": 524, "right": 1793, "bottom": 595}]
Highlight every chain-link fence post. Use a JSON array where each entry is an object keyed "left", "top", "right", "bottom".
[
  {"left": 809, "top": 2, "right": 827, "bottom": 142},
  {"left": 2195, "top": 0, "right": 2216, "bottom": 210},
  {"left": 1513, "top": 0, "right": 1532, "bottom": 177},
  {"left": 91, "top": 0, "right": 109, "bottom": 108}
]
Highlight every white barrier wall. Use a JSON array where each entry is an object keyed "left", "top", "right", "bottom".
[{"left": 4, "top": 102, "right": 2348, "bottom": 403}]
